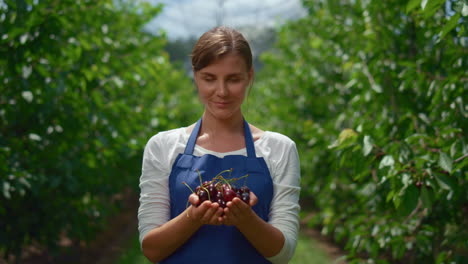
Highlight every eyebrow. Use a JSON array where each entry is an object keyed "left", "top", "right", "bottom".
[
  {"left": 199, "top": 72, "right": 244, "bottom": 78},
  {"left": 199, "top": 72, "right": 215, "bottom": 77}
]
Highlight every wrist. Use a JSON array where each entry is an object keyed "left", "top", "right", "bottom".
[
  {"left": 234, "top": 208, "right": 258, "bottom": 229},
  {"left": 185, "top": 206, "right": 204, "bottom": 228}
]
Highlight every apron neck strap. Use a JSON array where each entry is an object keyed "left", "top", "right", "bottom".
[
  {"left": 184, "top": 119, "right": 201, "bottom": 155},
  {"left": 243, "top": 119, "right": 256, "bottom": 158},
  {"left": 184, "top": 118, "right": 256, "bottom": 158}
]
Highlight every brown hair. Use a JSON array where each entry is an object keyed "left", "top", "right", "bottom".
[{"left": 191, "top": 26, "right": 253, "bottom": 72}]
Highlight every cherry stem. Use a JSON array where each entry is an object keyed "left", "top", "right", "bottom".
[
  {"left": 217, "top": 175, "right": 232, "bottom": 189},
  {"left": 202, "top": 185, "right": 210, "bottom": 200},
  {"left": 196, "top": 169, "right": 204, "bottom": 186},
  {"left": 213, "top": 169, "right": 233, "bottom": 179},
  {"left": 182, "top": 181, "right": 195, "bottom": 194},
  {"left": 196, "top": 169, "right": 212, "bottom": 200},
  {"left": 236, "top": 174, "right": 249, "bottom": 182},
  {"left": 239, "top": 174, "right": 249, "bottom": 186}
]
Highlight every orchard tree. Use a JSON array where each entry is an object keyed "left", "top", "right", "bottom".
[
  {"left": 0, "top": 0, "right": 198, "bottom": 260},
  {"left": 247, "top": 0, "right": 467, "bottom": 263}
]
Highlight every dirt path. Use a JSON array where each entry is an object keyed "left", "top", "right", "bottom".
[
  {"left": 300, "top": 213, "right": 347, "bottom": 264},
  {"left": 86, "top": 192, "right": 140, "bottom": 264}
]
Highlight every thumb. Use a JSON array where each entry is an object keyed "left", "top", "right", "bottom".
[
  {"left": 249, "top": 191, "right": 258, "bottom": 207},
  {"left": 189, "top": 193, "right": 200, "bottom": 206}
]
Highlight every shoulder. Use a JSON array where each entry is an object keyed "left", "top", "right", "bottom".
[
  {"left": 257, "top": 131, "right": 300, "bottom": 185},
  {"left": 255, "top": 130, "right": 299, "bottom": 164},
  {"left": 261, "top": 131, "right": 297, "bottom": 150},
  {"left": 249, "top": 124, "right": 296, "bottom": 147},
  {"left": 145, "top": 127, "right": 187, "bottom": 150}
]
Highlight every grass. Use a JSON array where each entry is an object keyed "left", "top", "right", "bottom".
[
  {"left": 118, "top": 232, "right": 335, "bottom": 264},
  {"left": 117, "top": 234, "right": 151, "bottom": 264},
  {"left": 290, "top": 232, "right": 335, "bottom": 264}
]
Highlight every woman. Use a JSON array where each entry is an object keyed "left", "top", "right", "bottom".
[{"left": 138, "top": 26, "right": 300, "bottom": 264}]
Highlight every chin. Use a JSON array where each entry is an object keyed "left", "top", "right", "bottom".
[{"left": 207, "top": 109, "right": 238, "bottom": 121}]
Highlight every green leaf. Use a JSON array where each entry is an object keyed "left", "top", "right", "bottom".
[
  {"left": 406, "top": 0, "right": 421, "bottom": 13},
  {"left": 421, "top": 0, "right": 445, "bottom": 18},
  {"left": 371, "top": 84, "right": 382, "bottom": 93},
  {"left": 436, "top": 252, "right": 448, "bottom": 264},
  {"left": 439, "top": 13, "right": 461, "bottom": 40},
  {"left": 399, "top": 185, "right": 419, "bottom": 216},
  {"left": 339, "top": 128, "right": 358, "bottom": 146},
  {"left": 453, "top": 157, "right": 468, "bottom": 172},
  {"left": 401, "top": 173, "right": 411, "bottom": 187},
  {"left": 439, "top": 152, "right": 453, "bottom": 173},
  {"left": 421, "top": 0, "right": 428, "bottom": 10},
  {"left": 420, "top": 186, "right": 433, "bottom": 209},
  {"left": 386, "top": 189, "right": 395, "bottom": 202},
  {"left": 405, "top": 133, "right": 429, "bottom": 145},
  {"left": 2, "top": 182, "right": 11, "bottom": 199},
  {"left": 393, "top": 195, "right": 402, "bottom": 209},
  {"left": 398, "top": 144, "right": 411, "bottom": 163},
  {"left": 328, "top": 129, "right": 358, "bottom": 149},
  {"left": 434, "top": 173, "right": 455, "bottom": 191},
  {"left": 363, "top": 135, "right": 373, "bottom": 156},
  {"left": 327, "top": 140, "right": 339, "bottom": 149},
  {"left": 379, "top": 155, "right": 395, "bottom": 169}
]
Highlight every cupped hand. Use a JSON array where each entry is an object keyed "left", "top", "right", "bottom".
[
  {"left": 187, "top": 193, "right": 223, "bottom": 225},
  {"left": 222, "top": 191, "right": 258, "bottom": 226}
]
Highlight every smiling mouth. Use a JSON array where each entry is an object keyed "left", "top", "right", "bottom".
[{"left": 214, "top": 102, "right": 230, "bottom": 107}]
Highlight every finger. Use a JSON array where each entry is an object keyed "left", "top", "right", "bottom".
[
  {"left": 224, "top": 204, "right": 232, "bottom": 215},
  {"left": 189, "top": 193, "right": 199, "bottom": 206},
  {"left": 200, "top": 204, "right": 218, "bottom": 223},
  {"left": 225, "top": 204, "right": 241, "bottom": 225},
  {"left": 191, "top": 200, "right": 211, "bottom": 219},
  {"left": 249, "top": 191, "right": 258, "bottom": 207},
  {"left": 222, "top": 214, "right": 233, "bottom": 226},
  {"left": 228, "top": 198, "right": 245, "bottom": 213},
  {"left": 209, "top": 207, "right": 223, "bottom": 225}
]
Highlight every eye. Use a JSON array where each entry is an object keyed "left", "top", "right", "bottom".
[
  {"left": 228, "top": 78, "right": 241, "bottom": 83},
  {"left": 203, "top": 77, "right": 215, "bottom": 82}
]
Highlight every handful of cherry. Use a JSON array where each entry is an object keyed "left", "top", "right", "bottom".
[{"left": 183, "top": 169, "right": 250, "bottom": 208}]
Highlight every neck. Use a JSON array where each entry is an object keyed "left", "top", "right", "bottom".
[{"left": 200, "top": 111, "right": 244, "bottom": 135}]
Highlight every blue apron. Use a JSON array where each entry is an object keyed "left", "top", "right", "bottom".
[{"left": 162, "top": 118, "right": 273, "bottom": 264}]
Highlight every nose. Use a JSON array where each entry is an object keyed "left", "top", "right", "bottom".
[{"left": 215, "top": 80, "right": 229, "bottom": 97}]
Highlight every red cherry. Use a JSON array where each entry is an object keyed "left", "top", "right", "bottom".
[
  {"left": 207, "top": 184, "right": 217, "bottom": 201},
  {"left": 241, "top": 192, "right": 250, "bottom": 204},
  {"left": 217, "top": 199, "right": 226, "bottom": 208},
  {"left": 197, "top": 190, "right": 209, "bottom": 204},
  {"left": 202, "top": 181, "right": 211, "bottom": 187},
  {"left": 224, "top": 188, "right": 238, "bottom": 202},
  {"left": 240, "top": 186, "right": 250, "bottom": 194}
]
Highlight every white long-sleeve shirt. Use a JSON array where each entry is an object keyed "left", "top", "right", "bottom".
[{"left": 138, "top": 127, "right": 301, "bottom": 264}]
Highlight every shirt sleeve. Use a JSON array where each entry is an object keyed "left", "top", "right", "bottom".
[
  {"left": 266, "top": 139, "right": 301, "bottom": 264},
  {"left": 137, "top": 134, "right": 171, "bottom": 246}
]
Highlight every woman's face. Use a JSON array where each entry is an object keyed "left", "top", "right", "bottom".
[{"left": 194, "top": 53, "right": 253, "bottom": 121}]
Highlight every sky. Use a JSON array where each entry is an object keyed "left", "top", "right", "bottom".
[{"left": 145, "top": 0, "right": 307, "bottom": 40}]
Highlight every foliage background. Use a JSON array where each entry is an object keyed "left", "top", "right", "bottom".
[
  {"left": 1, "top": 0, "right": 466, "bottom": 263},
  {"left": 0, "top": 0, "right": 199, "bottom": 259},
  {"left": 246, "top": 0, "right": 467, "bottom": 263}
]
